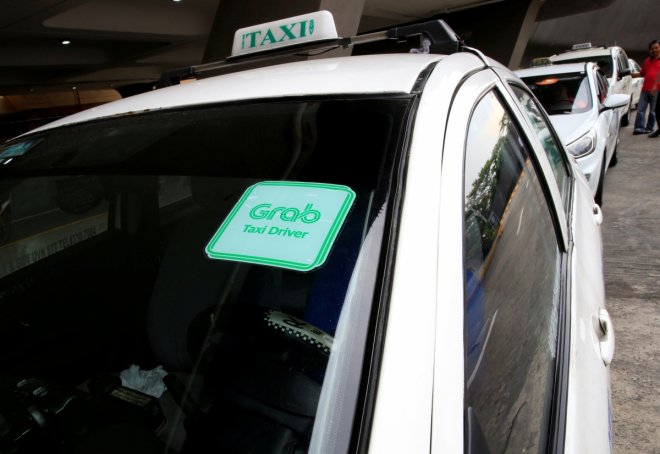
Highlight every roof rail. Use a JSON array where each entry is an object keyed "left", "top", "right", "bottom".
[{"left": 158, "top": 12, "right": 468, "bottom": 87}]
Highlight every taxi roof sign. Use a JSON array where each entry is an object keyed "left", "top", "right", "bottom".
[
  {"left": 159, "top": 14, "right": 468, "bottom": 86},
  {"left": 571, "top": 42, "right": 593, "bottom": 50},
  {"left": 231, "top": 11, "right": 339, "bottom": 58}
]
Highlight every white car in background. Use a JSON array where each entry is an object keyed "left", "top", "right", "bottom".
[
  {"left": 516, "top": 62, "right": 630, "bottom": 205},
  {"left": 0, "top": 11, "right": 615, "bottom": 454},
  {"left": 549, "top": 43, "right": 633, "bottom": 126},
  {"left": 628, "top": 58, "right": 643, "bottom": 109}
]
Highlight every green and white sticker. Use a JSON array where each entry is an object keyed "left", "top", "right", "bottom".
[{"left": 206, "top": 181, "right": 355, "bottom": 271}]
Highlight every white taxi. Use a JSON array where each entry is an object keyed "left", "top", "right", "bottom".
[
  {"left": 548, "top": 43, "right": 633, "bottom": 127},
  {"left": 628, "top": 58, "right": 643, "bottom": 109},
  {"left": 515, "top": 62, "right": 630, "bottom": 205},
  {"left": 0, "top": 11, "right": 614, "bottom": 454}
]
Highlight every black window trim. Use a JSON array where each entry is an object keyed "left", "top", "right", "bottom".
[
  {"left": 497, "top": 81, "right": 572, "bottom": 252},
  {"left": 349, "top": 93, "right": 424, "bottom": 454}
]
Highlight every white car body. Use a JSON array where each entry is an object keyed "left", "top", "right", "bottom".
[
  {"left": 516, "top": 62, "right": 630, "bottom": 203},
  {"left": 0, "top": 12, "right": 614, "bottom": 454},
  {"left": 628, "top": 58, "right": 643, "bottom": 108},
  {"left": 549, "top": 45, "right": 633, "bottom": 126}
]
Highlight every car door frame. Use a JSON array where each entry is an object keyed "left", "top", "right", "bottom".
[
  {"left": 593, "top": 66, "right": 621, "bottom": 169},
  {"left": 366, "top": 53, "right": 486, "bottom": 454},
  {"left": 585, "top": 63, "right": 617, "bottom": 182}
]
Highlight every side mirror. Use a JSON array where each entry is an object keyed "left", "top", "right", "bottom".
[{"left": 602, "top": 93, "right": 630, "bottom": 112}]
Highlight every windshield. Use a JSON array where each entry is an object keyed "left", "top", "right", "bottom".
[
  {"left": 0, "top": 96, "right": 412, "bottom": 454},
  {"left": 522, "top": 72, "right": 593, "bottom": 115}
]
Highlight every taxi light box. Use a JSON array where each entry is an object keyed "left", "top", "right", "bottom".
[{"left": 231, "top": 10, "right": 339, "bottom": 57}]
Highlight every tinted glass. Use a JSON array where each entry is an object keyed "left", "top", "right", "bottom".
[
  {"left": 521, "top": 72, "right": 592, "bottom": 115},
  {"left": 617, "top": 51, "right": 630, "bottom": 72},
  {"left": 0, "top": 96, "right": 412, "bottom": 453},
  {"left": 510, "top": 85, "right": 570, "bottom": 208},
  {"left": 464, "top": 91, "right": 562, "bottom": 453},
  {"left": 630, "top": 59, "right": 641, "bottom": 73}
]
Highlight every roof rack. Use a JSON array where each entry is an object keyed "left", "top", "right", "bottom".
[{"left": 158, "top": 11, "right": 470, "bottom": 87}]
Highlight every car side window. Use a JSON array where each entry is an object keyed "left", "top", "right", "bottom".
[
  {"left": 595, "top": 71, "right": 609, "bottom": 104},
  {"left": 510, "top": 85, "right": 570, "bottom": 209},
  {"left": 463, "top": 90, "right": 562, "bottom": 453},
  {"left": 631, "top": 60, "right": 641, "bottom": 73},
  {"left": 617, "top": 52, "right": 630, "bottom": 74}
]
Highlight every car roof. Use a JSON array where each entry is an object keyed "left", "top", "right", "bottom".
[
  {"left": 27, "top": 53, "right": 446, "bottom": 134},
  {"left": 515, "top": 62, "right": 590, "bottom": 78},
  {"left": 550, "top": 47, "right": 615, "bottom": 62}
]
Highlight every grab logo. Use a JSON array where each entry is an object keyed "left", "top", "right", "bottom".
[
  {"left": 206, "top": 181, "right": 355, "bottom": 271},
  {"left": 249, "top": 203, "right": 321, "bottom": 223}
]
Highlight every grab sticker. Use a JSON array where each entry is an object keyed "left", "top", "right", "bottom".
[{"left": 205, "top": 181, "right": 355, "bottom": 271}]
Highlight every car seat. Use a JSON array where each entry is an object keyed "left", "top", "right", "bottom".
[{"left": 146, "top": 177, "right": 255, "bottom": 371}]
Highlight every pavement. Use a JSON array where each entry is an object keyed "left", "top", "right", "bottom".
[{"left": 601, "top": 122, "right": 660, "bottom": 453}]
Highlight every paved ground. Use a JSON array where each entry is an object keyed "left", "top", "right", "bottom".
[{"left": 601, "top": 123, "right": 660, "bottom": 453}]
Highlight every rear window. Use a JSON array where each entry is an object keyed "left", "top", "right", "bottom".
[
  {"left": 521, "top": 72, "right": 593, "bottom": 115},
  {"left": 0, "top": 96, "right": 413, "bottom": 453}
]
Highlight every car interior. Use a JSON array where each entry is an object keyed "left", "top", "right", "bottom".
[{"left": 0, "top": 96, "right": 410, "bottom": 453}]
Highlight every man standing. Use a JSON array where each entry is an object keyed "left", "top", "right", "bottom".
[
  {"left": 632, "top": 40, "right": 660, "bottom": 135},
  {"left": 649, "top": 68, "right": 660, "bottom": 137}
]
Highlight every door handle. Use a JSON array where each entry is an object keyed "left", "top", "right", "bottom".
[
  {"left": 597, "top": 308, "right": 615, "bottom": 366},
  {"left": 593, "top": 203, "right": 603, "bottom": 225}
]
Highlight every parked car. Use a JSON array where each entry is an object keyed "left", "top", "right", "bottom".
[
  {"left": 628, "top": 58, "right": 643, "bottom": 109},
  {"left": 549, "top": 43, "right": 633, "bottom": 126},
  {"left": 516, "top": 62, "right": 630, "bottom": 205},
  {"left": 0, "top": 11, "right": 615, "bottom": 454}
]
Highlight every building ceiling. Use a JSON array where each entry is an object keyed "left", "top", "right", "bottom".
[
  {"left": 0, "top": 0, "right": 627, "bottom": 97},
  {"left": 3, "top": 0, "right": 509, "bottom": 96},
  {"left": 0, "top": 0, "right": 221, "bottom": 95},
  {"left": 526, "top": 0, "right": 660, "bottom": 66}
]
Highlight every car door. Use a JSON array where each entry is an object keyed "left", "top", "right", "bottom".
[
  {"left": 629, "top": 59, "right": 643, "bottom": 107},
  {"left": 504, "top": 75, "right": 614, "bottom": 454},
  {"left": 431, "top": 65, "right": 568, "bottom": 452},
  {"left": 468, "top": 81, "right": 567, "bottom": 454},
  {"left": 594, "top": 68, "right": 620, "bottom": 167},
  {"left": 616, "top": 50, "right": 632, "bottom": 96},
  {"left": 612, "top": 50, "right": 633, "bottom": 124}
]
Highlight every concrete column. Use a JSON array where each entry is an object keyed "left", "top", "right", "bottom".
[
  {"left": 508, "top": 0, "right": 546, "bottom": 69},
  {"left": 203, "top": 0, "right": 365, "bottom": 63}
]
